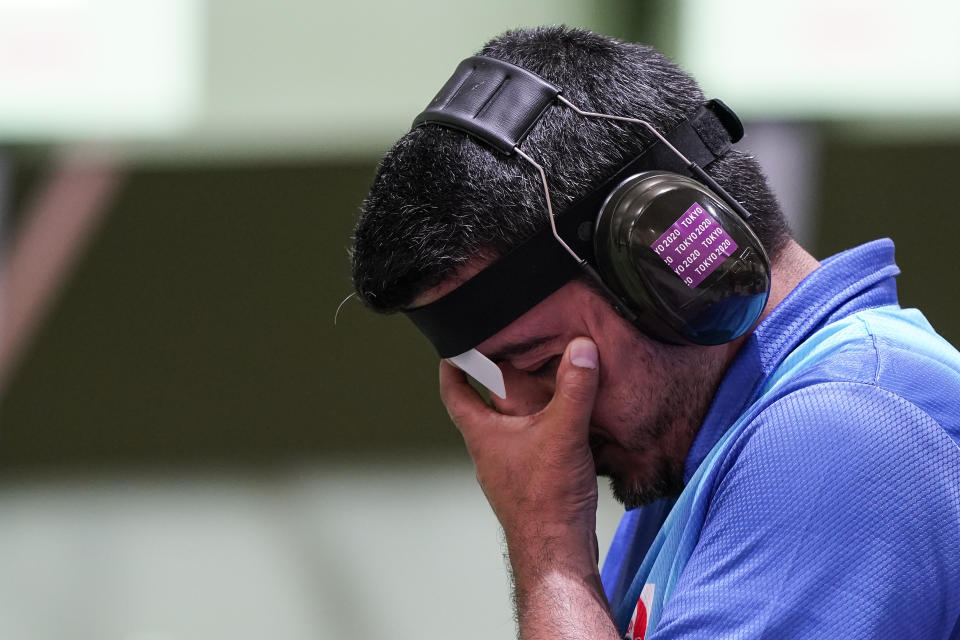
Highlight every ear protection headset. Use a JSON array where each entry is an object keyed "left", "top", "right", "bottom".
[{"left": 403, "top": 56, "right": 771, "bottom": 395}]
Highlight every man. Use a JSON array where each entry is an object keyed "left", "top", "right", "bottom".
[{"left": 351, "top": 26, "right": 960, "bottom": 639}]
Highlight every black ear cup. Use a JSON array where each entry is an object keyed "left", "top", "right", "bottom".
[{"left": 593, "top": 171, "right": 771, "bottom": 345}]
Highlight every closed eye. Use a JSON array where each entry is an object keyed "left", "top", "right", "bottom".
[{"left": 526, "top": 355, "right": 561, "bottom": 378}]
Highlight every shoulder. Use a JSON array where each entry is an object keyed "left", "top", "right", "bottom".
[
  {"left": 748, "top": 304, "right": 960, "bottom": 453},
  {"left": 653, "top": 382, "right": 960, "bottom": 638},
  {"left": 863, "top": 308, "right": 960, "bottom": 439},
  {"left": 651, "top": 307, "right": 960, "bottom": 637},
  {"left": 715, "top": 380, "right": 960, "bottom": 525}
]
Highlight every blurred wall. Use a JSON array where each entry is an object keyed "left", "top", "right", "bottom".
[{"left": 3, "top": 160, "right": 451, "bottom": 469}]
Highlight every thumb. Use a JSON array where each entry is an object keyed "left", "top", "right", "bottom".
[{"left": 545, "top": 337, "right": 600, "bottom": 431}]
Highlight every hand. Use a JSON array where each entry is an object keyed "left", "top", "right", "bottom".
[
  {"left": 441, "top": 337, "right": 620, "bottom": 639},
  {"left": 439, "top": 337, "right": 602, "bottom": 562}
]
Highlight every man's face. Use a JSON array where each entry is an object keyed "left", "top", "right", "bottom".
[{"left": 423, "top": 273, "right": 732, "bottom": 508}]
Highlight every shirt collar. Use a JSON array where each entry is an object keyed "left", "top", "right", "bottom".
[{"left": 683, "top": 238, "right": 901, "bottom": 483}]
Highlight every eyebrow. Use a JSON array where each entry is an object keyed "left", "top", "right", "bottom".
[{"left": 486, "top": 334, "right": 559, "bottom": 363}]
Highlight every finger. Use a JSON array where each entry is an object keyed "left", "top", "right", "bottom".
[
  {"left": 544, "top": 337, "right": 600, "bottom": 433},
  {"left": 439, "top": 359, "right": 502, "bottom": 433}
]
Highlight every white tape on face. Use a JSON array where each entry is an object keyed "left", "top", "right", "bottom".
[{"left": 447, "top": 349, "right": 506, "bottom": 399}]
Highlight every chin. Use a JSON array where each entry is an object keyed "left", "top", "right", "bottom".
[{"left": 601, "top": 455, "right": 686, "bottom": 509}]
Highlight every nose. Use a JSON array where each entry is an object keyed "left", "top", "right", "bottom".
[{"left": 489, "top": 364, "right": 555, "bottom": 416}]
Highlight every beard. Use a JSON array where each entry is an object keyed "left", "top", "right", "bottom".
[
  {"left": 595, "top": 414, "right": 692, "bottom": 509},
  {"left": 593, "top": 340, "right": 723, "bottom": 509},
  {"left": 606, "top": 453, "right": 686, "bottom": 509}
]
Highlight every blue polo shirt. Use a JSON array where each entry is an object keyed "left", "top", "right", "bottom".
[{"left": 601, "top": 239, "right": 960, "bottom": 638}]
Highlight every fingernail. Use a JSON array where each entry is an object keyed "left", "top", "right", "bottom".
[{"left": 570, "top": 340, "right": 598, "bottom": 369}]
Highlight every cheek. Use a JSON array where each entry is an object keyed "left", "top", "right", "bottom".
[
  {"left": 591, "top": 350, "right": 660, "bottom": 433},
  {"left": 591, "top": 380, "right": 638, "bottom": 434}
]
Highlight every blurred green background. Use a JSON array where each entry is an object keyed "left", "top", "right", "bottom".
[{"left": 1, "top": 1, "right": 958, "bottom": 638}]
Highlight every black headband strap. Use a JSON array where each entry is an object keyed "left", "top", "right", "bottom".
[
  {"left": 412, "top": 56, "right": 560, "bottom": 155},
  {"left": 405, "top": 97, "right": 741, "bottom": 358}
]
